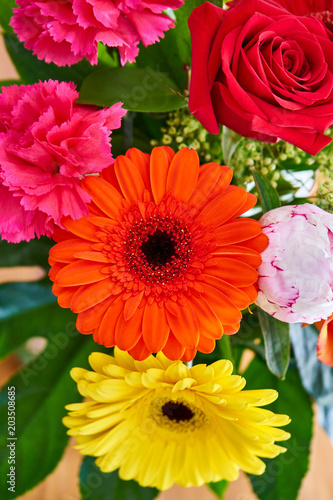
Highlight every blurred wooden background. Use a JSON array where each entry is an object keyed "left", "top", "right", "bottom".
[{"left": 1, "top": 35, "right": 333, "bottom": 500}]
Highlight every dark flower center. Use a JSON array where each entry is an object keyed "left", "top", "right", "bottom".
[
  {"left": 162, "top": 401, "right": 195, "bottom": 422},
  {"left": 140, "top": 229, "right": 176, "bottom": 267}
]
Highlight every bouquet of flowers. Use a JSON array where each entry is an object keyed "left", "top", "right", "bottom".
[{"left": 1, "top": 0, "right": 333, "bottom": 499}]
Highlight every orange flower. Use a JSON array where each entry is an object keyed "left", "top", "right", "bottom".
[
  {"left": 49, "top": 147, "right": 267, "bottom": 361},
  {"left": 316, "top": 315, "right": 333, "bottom": 366}
]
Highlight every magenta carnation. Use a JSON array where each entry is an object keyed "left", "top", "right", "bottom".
[
  {"left": 10, "top": 0, "right": 184, "bottom": 66},
  {"left": 0, "top": 80, "right": 126, "bottom": 243}
]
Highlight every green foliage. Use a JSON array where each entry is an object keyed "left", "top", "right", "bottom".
[
  {"left": 78, "top": 67, "right": 187, "bottom": 112},
  {"left": 80, "top": 457, "right": 159, "bottom": 500},
  {"left": 245, "top": 357, "right": 313, "bottom": 500},
  {"left": 208, "top": 480, "right": 228, "bottom": 498},
  {"left": 252, "top": 169, "right": 281, "bottom": 212},
  {"left": 0, "top": 0, "right": 15, "bottom": 33},
  {"left": 4, "top": 34, "right": 107, "bottom": 87},
  {"left": 257, "top": 309, "right": 290, "bottom": 379},
  {"left": 0, "top": 328, "right": 108, "bottom": 500}
]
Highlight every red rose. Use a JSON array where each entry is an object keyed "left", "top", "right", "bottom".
[{"left": 189, "top": 0, "right": 333, "bottom": 155}]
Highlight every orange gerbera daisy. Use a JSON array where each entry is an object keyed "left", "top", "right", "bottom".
[{"left": 49, "top": 146, "right": 267, "bottom": 361}]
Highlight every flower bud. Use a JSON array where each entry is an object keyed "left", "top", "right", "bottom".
[{"left": 257, "top": 204, "right": 333, "bottom": 323}]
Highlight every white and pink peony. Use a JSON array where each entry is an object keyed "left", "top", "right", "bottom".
[{"left": 256, "top": 203, "right": 333, "bottom": 324}]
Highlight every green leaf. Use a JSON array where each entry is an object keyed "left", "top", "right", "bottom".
[
  {"left": 0, "top": 0, "right": 15, "bottom": 33},
  {"left": 0, "top": 327, "right": 107, "bottom": 500},
  {"left": 257, "top": 309, "right": 290, "bottom": 379},
  {"left": 4, "top": 33, "right": 103, "bottom": 87},
  {"left": 0, "top": 281, "right": 55, "bottom": 322},
  {"left": 78, "top": 67, "right": 187, "bottom": 112},
  {"left": 80, "top": 456, "right": 159, "bottom": 500},
  {"left": 208, "top": 480, "right": 228, "bottom": 498},
  {"left": 0, "top": 237, "right": 52, "bottom": 268},
  {"left": 252, "top": 169, "right": 281, "bottom": 212},
  {"left": 0, "top": 301, "right": 76, "bottom": 361},
  {"left": 244, "top": 356, "right": 313, "bottom": 500}
]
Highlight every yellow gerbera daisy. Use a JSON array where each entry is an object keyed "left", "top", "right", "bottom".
[{"left": 63, "top": 348, "right": 291, "bottom": 490}]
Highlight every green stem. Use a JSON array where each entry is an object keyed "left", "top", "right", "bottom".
[{"left": 218, "top": 335, "right": 234, "bottom": 364}]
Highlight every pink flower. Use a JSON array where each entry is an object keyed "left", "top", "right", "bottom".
[
  {"left": 10, "top": 0, "right": 184, "bottom": 66},
  {"left": 256, "top": 204, "right": 333, "bottom": 324},
  {"left": 0, "top": 80, "right": 126, "bottom": 243}
]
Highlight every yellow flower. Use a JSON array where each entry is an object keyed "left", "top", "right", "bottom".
[{"left": 63, "top": 348, "right": 291, "bottom": 490}]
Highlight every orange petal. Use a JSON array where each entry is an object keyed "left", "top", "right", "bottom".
[
  {"left": 142, "top": 302, "right": 170, "bottom": 352},
  {"left": 49, "top": 262, "right": 66, "bottom": 281},
  {"left": 189, "top": 163, "right": 228, "bottom": 208},
  {"left": 166, "top": 148, "right": 199, "bottom": 201},
  {"left": 233, "top": 192, "right": 257, "bottom": 217},
  {"left": 242, "top": 233, "right": 269, "bottom": 253},
  {"left": 128, "top": 335, "right": 151, "bottom": 361},
  {"left": 214, "top": 218, "right": 263, "bottom": 246},
  {"left": 95, "top": 295, "right": 124, "bottom": 345},
  {"left": 239, "top": 284, "right": 258, "bottom": 304},
  {"left": 162, "top": 332, "right": 185, "bottom": 360},
  {"left": 55, "top": 261, "right": 106, "bottom": 286},
  {"left": 49, "top": 239, "right": 93, "bottom": 264},
  {"left": 201, "top": 282, "right": 242, "bottom": 325},
  {"left": 150, "top": 146, "right": 171, "bottom": 204},
  {"left": 70, "top": 278, "right": 114, "bottom": 313},
  {"left": 82, "top": 176, "right": 123, "bottom": 220},
  {"left": 197, "top": 187, "right": 247, "bottom": 227},
  {"left": 205, "top": 257, "right": 258, "bottom": 286},
  {"left": 57, "top": 286, "right": 79, "bottom": 308},
  {"left": 317, "top": 315, "right": 333, "bottom": 366},
  {"left": 115, "top": 305, "right": 144, "bottom": 350},
  {"left": 123, "top": 290, "right": 145, "bottom": 320},
  {"left": 212, "top": 245, "right": 262, "bottom": 268},
  {"left": 196, "top": 334, "right": 216, "bottom": 353},
  {"left": 115, "top": 155, "right": 146, "bottom": 202},
  {"left": 126, "top": 148, "right": 151, "bottom": 189},
  {"left": 223, "top": 323, "right": 240, "bottom": 334},
  {"left": 63, "top": 216, "right": 100, "bottom": 242},
  {"left": 181, "top": 348, "right": 197, "bottom": 362},
  {"left": 166, "top": 302, "right": 199, "bottom": 349},
  {"left": 76, "top": 296, "right": 115, "bottom": 333},
  {"left": 189, "top": 295, "right": 223, "bottom": 340},
  {"left": 202, "top": 274, "right": 250, "bottom": 310}
]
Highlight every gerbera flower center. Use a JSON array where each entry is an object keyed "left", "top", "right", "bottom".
[
  {"left": 140, "top": 229, "right": 176, "bottom": 267},
  {"left": 162, "top": 401, "right": 195, "bottom": 422}
]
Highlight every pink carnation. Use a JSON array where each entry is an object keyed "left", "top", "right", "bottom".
[
  {"left": 0, "top": 80, "right": 126, "bottom": 243},
  {"left": 256, "top": 204, "right": 333, "bottom": 324},
  {"left": 10, "top": 0, "right": 184, "bottom": 66}
]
